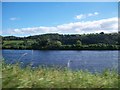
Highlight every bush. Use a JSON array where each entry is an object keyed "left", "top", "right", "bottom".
[{"left": 2, "top": 62, "right": 119, "bottom": 88}]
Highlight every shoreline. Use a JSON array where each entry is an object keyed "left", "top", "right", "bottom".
[{"left": 2, "top": 48, "right": 120, "bottom": 50}]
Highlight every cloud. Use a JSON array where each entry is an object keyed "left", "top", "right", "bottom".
[
  {"left": 94, "top": 12, "right": 99, "bottom": 15},
  {"left": 88, "top": 12, "right": 99, "bottom": 16},
  {"left": 9, "top": 17, "right": 20, "bottom": 21},
  {"left": 75, "top": 12, "right": 99, "bottom": 20},
  {"left": 4, "top": 17, "right": 118, "bottom": 36},
  {"left": 75, "top": 14, "right": 85, "bottom": 20}
]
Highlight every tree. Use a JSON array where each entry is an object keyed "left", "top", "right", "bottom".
[
  {"left": 47, "top": 40, "right": 62, "bottom": 49},
  {"left": 2, "top": 33, "right": 119, "bottom": 50},
  {"left": 76, "top": 40, "right": 82, "bottom": 46},
  {"left": 54, "top": 41, "right": 62, "bottom": 47},
  {"left": 100, "top": 32, "right": 104, "bottom": 34}
]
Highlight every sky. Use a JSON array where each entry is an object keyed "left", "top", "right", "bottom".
[{"left": 2, "top": 2, "right": 118, "bottom": 36}]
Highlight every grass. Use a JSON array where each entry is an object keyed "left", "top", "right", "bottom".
[
  {"left": 3, "top": 40, "right": 35, "bottom": 49},
  {"left": 3, "top": 40, "right": 35, "bottom": 46},
  {"left": 3, "top": 40, "right": 24, "bottom": 45},
  {"left": 2, "top": 62, "right": 119, "bottom": 88}
]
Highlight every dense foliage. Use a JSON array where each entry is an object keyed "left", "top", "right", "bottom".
[
  {"left": 2, "top": 62, "right": 118, "bottom": 88},
  {"left": 2, "top": 32, "right": 120, "bottom": 50}
]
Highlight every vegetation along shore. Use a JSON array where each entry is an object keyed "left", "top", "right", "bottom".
[
  {"left": 1, "top": 32, "right": 120, "bottom": 50},
  {"left": 2, "top": 61, "right": 119, "bottom": 88}
]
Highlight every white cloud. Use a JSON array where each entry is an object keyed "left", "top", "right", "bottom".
[
  {"left": 88, "top": 13, "right": 93, "bottom": 16},
  {"left": 4, "top": 17, "right": 118, "bottom": 36},
  {"left": 94, "top": 12, "right": 99, "bottom": 15},
  {"left": 75, "top": 12, "right": 99, "bottom": 20},
  {"left": 75, "top": 14, "right": 85, "bottom": 20},
  {"left": 9, "top": 17, "right": 20, "bottom": 21}
]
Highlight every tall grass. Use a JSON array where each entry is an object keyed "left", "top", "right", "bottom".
[{"left": 2, "top": 62, "right": 119, "bottom": 88}]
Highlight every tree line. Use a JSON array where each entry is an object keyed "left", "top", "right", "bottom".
[{"left": 2, "top": 32, "right": 120, "bottom": 50}]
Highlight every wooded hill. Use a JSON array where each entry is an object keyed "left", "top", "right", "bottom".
[{"left": 2, "top": 32, "right": 120, "bottom": 50}]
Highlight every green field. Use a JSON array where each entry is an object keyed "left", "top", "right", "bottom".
[
  {"left": 2, "top": 62, "right": 119, "bottom": 88},
  {"left": 2, "top": 40, "right": 35, "bottom": 49}
]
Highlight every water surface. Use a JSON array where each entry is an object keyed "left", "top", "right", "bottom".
[{"left": 2, "top": 50, "right": 119, "bottom": 73}]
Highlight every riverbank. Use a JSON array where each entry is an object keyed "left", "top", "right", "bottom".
[
  {"left": 2, "top": 33, "right": 120, "bottom": 50},
  {"left": 2, "top": 62, "right": 119, "bottom": 88},
  {"left": 2, "top": 48, "right": 120, "bottom": 50}
]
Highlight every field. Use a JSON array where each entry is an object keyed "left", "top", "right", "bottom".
[
  {"left": 2, "top": 62, "right": 119, "bottom": 88},
  {"left": 2, "top": 40, "right": 34, "bottom": 49}
]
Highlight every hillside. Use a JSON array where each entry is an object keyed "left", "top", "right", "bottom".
[{"left": 2, "top": 32, "right": 120, "bottom": 50}]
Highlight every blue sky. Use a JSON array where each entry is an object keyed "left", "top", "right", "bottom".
[{"left": 2, "top": 2, "right": 118, "bottom": 36}]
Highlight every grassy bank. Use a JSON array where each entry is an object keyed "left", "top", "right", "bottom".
[{"left": 2, "top": 62, "right": 119, "bottom": 88}]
